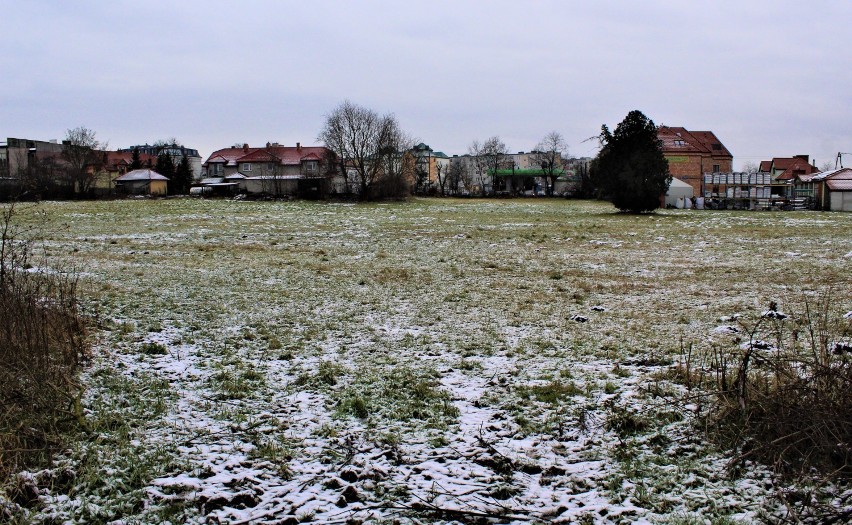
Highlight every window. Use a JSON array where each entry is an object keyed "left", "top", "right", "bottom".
[
  {"left": 241, "top": 163, "right": 252, "bottom": 172},
  {"left": 673, "top": 139, "right": 685, "bottom": 146},
  {"left": 305, "top": 161, "right": 318, "bottom": 173},
  {"left": 213, "top": 164, "right": 223, "bottom": 175},
  {"left": 712, "top": 164, "right": 721, "bottom": 173}
]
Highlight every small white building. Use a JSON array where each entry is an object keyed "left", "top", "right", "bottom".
[
  {"left": 665, "top": 177, "right": 694, "bottom": 208},
  {"left": 114, "top": 169, "right": 169, "bottom": 195}
]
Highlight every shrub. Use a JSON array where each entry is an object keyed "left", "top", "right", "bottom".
[
  {"left": 706, "top": 292, "right": 852, "bottom": 480},
  {"left": 0, "top": 204, "right": 88, "bottom": 483}
]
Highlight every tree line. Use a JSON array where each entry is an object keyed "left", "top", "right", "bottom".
[
  {"left": 319, "top": 101, "right": 669, "bottom": 212},
  {"left": 1, "top": 128, "right": 193, "bottom": 200},
  {"left": 5, "top": 106, "right": 670, "bottom": 213}
]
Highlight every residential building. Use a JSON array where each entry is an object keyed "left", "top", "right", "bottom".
[
  {"left": 411, "top": 143, "right": 450, "bottom": 190},
  {"left": 758, "top": 155, "right": 819, "bottom": 181},
  {"left": 658, "top": 126, "right": 733, "bottom": 194},
  {"left": 201, "top": 143, "right": 335, "bottom": 196},
  {"left": 119, "top": 143, "right": 203, "bottom": 180}
]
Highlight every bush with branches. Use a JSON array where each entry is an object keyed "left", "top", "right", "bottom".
[
  {"left": 675, "top": 290, "right": 852, "bottom": 521},
  {"left": 0, "top": 203, "right": 88, "bottom": 487}
]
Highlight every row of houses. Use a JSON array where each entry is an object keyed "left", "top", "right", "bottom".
[
  {"left": 2, "top": 131, "right": 849, "bottom": 210},
  {"left": 0, "top": 137, "right": 202, "bottom": 198},
  {"left": 656, "top": 127, "right": 851, "bottom": 211}
]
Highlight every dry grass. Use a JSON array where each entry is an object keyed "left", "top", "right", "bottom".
[
  {"left": 0, "top": 204, "right": 88, "bottom": 485},
  {"left": 704, "top": 290, "right": 852, "bottom": 480}
]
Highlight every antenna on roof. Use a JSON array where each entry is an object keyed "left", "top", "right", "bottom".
[{"left": 836, "top": 152, "right": 851, "bottom": 169}]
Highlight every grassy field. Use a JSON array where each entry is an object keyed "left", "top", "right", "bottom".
[{"left": 4, "top": 198, "right": 851, "bottom": 524}]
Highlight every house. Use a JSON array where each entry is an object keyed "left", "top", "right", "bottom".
[
  {"left": 658, "top": 126, "right": 733, "bottom": 194},
  {"left": 201, "top": 143, "right": 335, "bottom": 196},
  {"left": 114, "top": 169, "right": 169, "bottom": 196},
  {"left": 758, "top": 155, "right": 819, "bottom": 181},
  {"left": 84, "top": 150, "right": 159, "bottom": 196},
  {"left": 119, "top": 143, "right": 203, "bottom": 180}
]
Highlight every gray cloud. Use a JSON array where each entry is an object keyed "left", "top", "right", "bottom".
[{"left": 2, "top": 1, "right": 849, "bottom": 168}]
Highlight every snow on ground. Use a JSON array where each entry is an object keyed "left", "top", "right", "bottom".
[{"left": 4, "top": 198, "right": 851, "bottom": 524}]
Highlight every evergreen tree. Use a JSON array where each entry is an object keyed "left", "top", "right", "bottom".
[
  {"left": 155, "top": 152, "right": 176, "bottom": 193},
  {"left": 130, "top": 147, "right": 142, "bottom": 170},
  {"left": 173, "top": 155, "right": 193, "bottom": 195},
  {"left": 590, "top": 110, "right": 670, "bottom": 213}
]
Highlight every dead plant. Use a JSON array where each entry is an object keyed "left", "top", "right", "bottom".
[
  {"left": 0, "top": 203, "right": 88, "bottom": 486},
  {"left": 706, "top": 289, "right": 851, "bottom": 478}
]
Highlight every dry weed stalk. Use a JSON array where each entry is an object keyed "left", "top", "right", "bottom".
[
  {"left": 706, "top": 289, "right": 851, "bottom": 479},
  {"left": 0, "top": 203, "right": 88, "bottom": 484}
]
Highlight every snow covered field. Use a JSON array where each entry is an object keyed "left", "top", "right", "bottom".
[{"left": 7, "top": 198, "right": 851, "bottom": 524}]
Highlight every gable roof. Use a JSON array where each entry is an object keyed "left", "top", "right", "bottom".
[
  {"left": 203, "top": 145, "right": 331, "bottom": 167},
  {"left": 657, "top": 126, "right": 732, "bottom": 157},
  {"left": 813, "top": 167, "right": 852, "bottom": 181},
  {"left": 771, "top": 157, "right": 819, "bottom": 180}
]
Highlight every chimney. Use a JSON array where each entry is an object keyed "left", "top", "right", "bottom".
[
  {"left": 795, "top": 154, "right": 808, "bottom": 162},
  {"left": 296, "top": 142, "right": 301, "bottom": 150},
  {"left": 243, "top": 143, "right": 249, "bottom": 153}
]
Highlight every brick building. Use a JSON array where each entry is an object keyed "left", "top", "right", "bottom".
[{"left": 658, "top": 126, "right": 733, "bottom": 194}]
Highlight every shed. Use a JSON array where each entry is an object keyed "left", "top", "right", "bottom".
[
  {"left": 827, "top": 179, "right": 852, "bottom": 211},
  {"left": 114, "top": 169, "right": 169, "bottom": 195},
  {"left": 809, "top": 168, "right": 852, "bottom": 211},
  {"left": 665, "top": 177, "right": 694, "bottom": 208}
]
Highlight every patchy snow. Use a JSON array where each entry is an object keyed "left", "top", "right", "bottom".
[{"left": 7, "top": 198, "right": 849, "bottom": 524}]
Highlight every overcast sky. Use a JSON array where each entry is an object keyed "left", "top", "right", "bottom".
[{"left": 1, "top": 1, "right": 849, "bottom": 169}]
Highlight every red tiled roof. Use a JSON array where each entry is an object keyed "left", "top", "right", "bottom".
[
  {"left": 204, "top": 145, "right": 332, "bottom": 166},
  {"left": 658, "top": 126, "right": 705, "bottom": 154},
  {"left": 690, "top": 131, "right": 732, "bottom": 157},
  {"left": 237, "top": 149, "right": 282, "bottom": 163},
  {"left": 759, "top": 160, "right": 772, "bottom": 172},
  {"left": 104, "top": 151, "right": 157, "bottom": 170},
  {"left": 773, "top": 157, "right": 818, "bottom": 180},
  {"left": 657, "top": 126, "right": 732, "bottom": 157}
]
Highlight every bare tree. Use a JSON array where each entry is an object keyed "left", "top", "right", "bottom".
[
  {"left": 377, "top": 123, "right": 415, "bottom": 199},
  {"left": 447, "top": 160, "right": 466, "bottom": 195},
  {"left": 480, "top": 136, "right": 509, "bottom": 195},
  {"left": 61, "top": 126, "right": 105, "bottom": 197},
  {"left": 741, "top": 161, "right": 760, "bottom": 174},
  {"left": 533, "top": 131, "right": 567, "bottom": 196},
  {"left": 435, "top": 161, "right": 448, "bottom": 196},
  {"left": 467, "top": 140, "right": 489, "bottom": 195},
  {"left": 318, "top": 100, "right": 408, "bottom": 200}
]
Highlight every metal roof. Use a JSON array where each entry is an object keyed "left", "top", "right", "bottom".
[{"left": 114, "top": 169, "right": 169, "bottom": 181}]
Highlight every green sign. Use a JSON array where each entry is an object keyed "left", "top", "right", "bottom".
[{"left": 666, "top": 156, "right": 689, "bottom": 163}]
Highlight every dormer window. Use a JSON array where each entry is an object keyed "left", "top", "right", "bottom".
[
  {"left": 673, "top": 140, "right": 685, "bottom": 146},
  {"left": 304, "top": 161, "right": 318, "bottom": 173}
]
